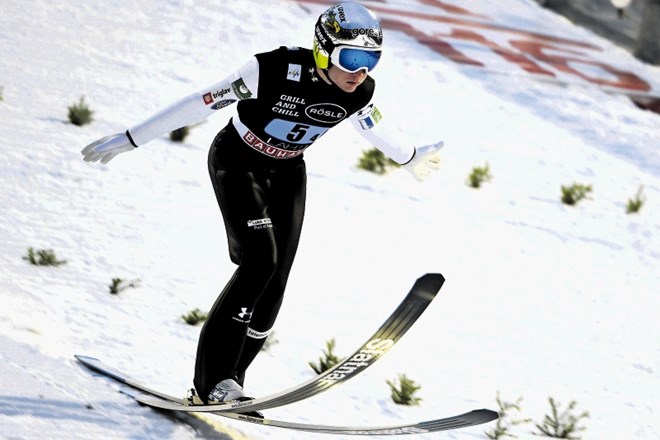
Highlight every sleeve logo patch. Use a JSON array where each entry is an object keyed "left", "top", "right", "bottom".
[
  {"left": 356, "top": 104, "right": 382, "bottom": 129},
  {"left": 211, "top": 99, "right": 237, "bottom": 110},
  {"left": 231, "top": 78, "right": 253, "bottom": 100}
]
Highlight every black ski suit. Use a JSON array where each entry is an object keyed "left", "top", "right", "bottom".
[{"left": 194, "top": 46, "right": 377, "bottom": 399}]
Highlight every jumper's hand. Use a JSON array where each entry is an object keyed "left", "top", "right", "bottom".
[
  {"left": 81, "top": 133, "right": 135, "bottom": 164},
  {"left": 404, "top": 141, "right": 444, "bottom": 182}
]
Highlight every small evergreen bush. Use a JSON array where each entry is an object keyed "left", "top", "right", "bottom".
[
  {"left": 260, "top": 331, "right": 279, "bottom": 352},
  {"left": 309, "top": 338, "right": 343, "bottom": 374},
  {"left": 182, "top": 308, "right": 208, "bottom": 325},
  {"left": 534, "top": 397, "right": 589, "bottom": 439},
  {"left": 109, "top": 278, "right": 140, "bottom": 295},
  {"left": 386, "top": 373, "right": 422, "bottom": 406},
  {"left": 626, "top": 185, "right": 645, "bottom": 214},
  {"left": 485, "top": 391, "right": 532, "bottom": 439},
  {"left": 0, "top": 86, "right": 4, "bottom": 102},
  {"left": 357, "top": 148, "right": 400, "bottom": 175},
  {"left": 467, "top": 163, "right": 492, "bottom": 188},
  {"left": 23, "top": 248, "right": 67, "bottom": 266},
  {"left": 68, "top": 96, "right": 94, "bottom": 126},
  {"left": 169, "top": 126, "right": 190, "bottom": 142},
  {"left": 560, "top": 183, "right": 592, "bottom": 206}
]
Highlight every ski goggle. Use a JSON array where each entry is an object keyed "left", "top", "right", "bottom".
[{"left": 330, "top": 46, "right": 382, "bottom": 73}]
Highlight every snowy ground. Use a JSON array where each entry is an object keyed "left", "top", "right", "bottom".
[{"left": 1, "top": 1, "right": 659, "bottom": 439}]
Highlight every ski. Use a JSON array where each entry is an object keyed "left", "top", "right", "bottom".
[
  {"left": 86, "top": 273, "right": 445, "bottom": 414},
  {"left": 77, "top": 356, "right": 497, "bottom": 436},
  {"left": 219, "top": 406, "right": 498, "bottom": 435},
  {"left": 131, "top": 390, "right": 497, "bottom": 436},
  {"left": 76, "top": 274, "right": 498, "bottom": 434}
]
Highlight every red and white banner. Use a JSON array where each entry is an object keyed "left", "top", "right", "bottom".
[{"left": 296, "top": 0, "right": 660, "bottom": 109}]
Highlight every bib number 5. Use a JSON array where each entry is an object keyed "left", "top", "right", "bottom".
[{"left": 265, "top": 119, "right": 328, "bottom": 145}]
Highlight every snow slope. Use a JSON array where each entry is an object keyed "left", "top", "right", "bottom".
[{"left": 1, "top": 0, "right": 659, "bottom": 439}]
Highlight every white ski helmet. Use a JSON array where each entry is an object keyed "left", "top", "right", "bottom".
[{"left": 313, "top": 2, "right": 383, "bottom": 73}]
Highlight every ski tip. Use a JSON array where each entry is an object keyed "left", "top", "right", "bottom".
[
  {"left": 471, "top": 408, "right": 500, "bottom": 423},
  {"left": 419, "top": 273, "right": 444, "bottom": 283},
  {"left": 74, "top": 354, "right": 99, "bottom": 363},
  {"left": 413, "top": 273, "right": 445, "bottom": 300}
]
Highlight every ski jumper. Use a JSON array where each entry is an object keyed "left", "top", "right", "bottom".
[
  {"left": 120, "top": 45, "right": 416, "bottom": 401},
  {"left": 198, "top": 46, "right": 380, "bottom": 399}
]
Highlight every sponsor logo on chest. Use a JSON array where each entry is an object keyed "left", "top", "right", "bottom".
[
  {"left": 305, "top": 103, "right": 346, "bottom": 123},
  {"left": 273, "top": 94, "right": 305, "bottom": 117},
  {"left": 287, "top": 64, "right": 302, "bottom": 82}
]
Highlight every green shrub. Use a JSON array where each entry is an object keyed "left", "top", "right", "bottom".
[
  {"left": 260, "top": 331, "right": 279, "bottom": 352},
  {"left": 23, "top": 248, "right": 67, "bottom": 266},
  {"left": 386, "top": 373, "right": 422, "bottom": 406},
  {"left": 169, "top": 126, "right": 190, "bottom": 142},
  {"left": 560, "top": 183, "right": 592, "bottom": 206},
  {"left": 626, "top": 185, "right": 645, "bottom": 214},
  {"left": 182, "top": 308, "right": 208, "bottom": 325},
  {"left": 467, "top": 163, "right": 492, "bottom": 188},
  {"left": 309, "top": 338, "right": 343, "bottom": 374},
  {"left": 357, "top": 148, "right": 400, "bottom": 175},
  {"left": 68, "top": 96, "right": 94, "bottom": 126},
  {"left": 485, "top": 391, "right": 532, "bottom": 439},
  {"left": 0, "top": 86, "right": 4, "bottom": 102},
  {"left": 534, "top": 397, "right": 589, "bottom": 439},
  {"left": 109, "top": 278, "right": 140, "bottom": 295}
]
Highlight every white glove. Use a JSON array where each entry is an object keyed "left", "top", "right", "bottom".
[
  {"left": 403, "top": 141, "right": 444, "bottom": 182},
  {"left": 81, "top": 132, "right": 135, "bottom": 164}
]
